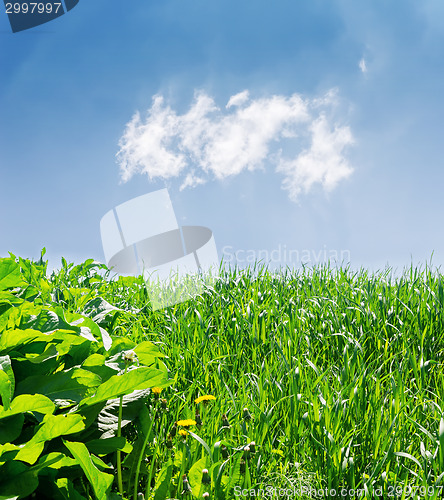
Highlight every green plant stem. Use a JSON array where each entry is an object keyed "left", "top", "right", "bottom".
[
  {"left": 145, "top": 443, "right": 158, "bottom": 499},
  {"left": 178, "top": 440, "right": 188, "bottom": 496},
  {"left": 117, "top": 365, "right": 128, "bottom": 497},
  {"left": 144, "top": 411, "right": 165, "bottom": 498},
  {"left": 133, "top": 409, "right": 156, "bottom": 500}
]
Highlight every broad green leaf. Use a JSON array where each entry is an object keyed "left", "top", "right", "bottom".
[
  {"left": 0, "top": 461, "right": 38, "bottom": 498},
  {"left": 107, "top": 337, "right": 136, "bottom": 356},
  {"left": 61, "top": 310, "right": 102, "bottom": 338},
  {"left": 0, "top": 357, "right": 14, "bottom": 404},
  {"left": 15, "top": 444, "right": 48, "bottom": 466},
  {"left": 224, "top": 454, "right": 242, "bottom": 494},
  {"left": 137, "top": 404, "right": 152, "bottom": 436},
  {"left": 21, "top": 309, "right": 90, "bottom": 336},
  {"left": 64, "top": 441, "right": 113, "bottom": 500},
  {"left": 56, "top": 478, "right": 88, "bottom": 500},
  {"left": 15, "top": 414, "right": 85, "bottom": 464},
  {"left": 91, "top": 453, "right": 113, "bottom": 470},
  {"left": 100, "top": 328, "right": 112, "bottom": 351},
  {"left": 0, "top": 259, "right": 24, "bottom": 291},
  {"left": 96, "top": 388, "right": 152, "bottom": 438},
  {"left": 0, "top": 292, "right": 21, "bottom": 333},
  {"left": 10, "top": 352, "right": 60, "bottom": 382},
  {"left": 0, "top": 329, "right": 54, "bottom": 353},
  {"left": 0, "top": 371, "right": 12, "bottom": 411},
  {"left": 121, "top": 433, "right": 146, "bottom": 470},
  {"left": 0, "top": 291, "right": 21, "bottom": 305},
  {"left": 133, "top": 341, "right": 165, "bottom": 367},
  {"left": 0, "top": 414, "right": 24, "bottom": 445},
  {"left": 23, "top": 343, "right": 58, "bottom": 364},
  {"left": 153, "top": 460, "right": 173, "bottom": 500},
  {"left": 82, "top": 297, "right": 121, "bottom": 324},
  {"left": 32, "top": 414, "right": 85, "bottom": 441},
  {"left": 86, "top": 436, "right": 132, "bottom": 456},
  {"left": 0, "top": 356, "right": 15, "bottom": 409},
  {"left": 32, "top": 452, "right": 77, "bottom": 471},
  {"left": 59, "top": 337, "right": 93, "bottom": 369},
  {"left": 16, "top": 367, "right": 101, "bottom": 403},
  {"left": 21, "top": 310, "right": 65, "bottom": 333},
  {"left": 82, "top": 354, "right": 117, "bottom": 381},
  {"left": 79, "top": 366, "right": 167, "bottom": 408},
  {"left": 0, "top": 394, "right": 55, "bottom": 419},
  {"left": 16, "top": 285, "right": 40, "bottom": 302},
  {"left": 61, "top": 310, "right": 112, "bottom": 350},
  {"left": 0, "top": 306, "right": 13, "bottom": 334},
  {"left": 188, "top": 456, "right": 208, "bottom": 497},
  {"left": 0, "top": 442, "right": 21, "bottom": 462}
]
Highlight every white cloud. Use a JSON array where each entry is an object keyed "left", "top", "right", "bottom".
[
  {"left": 117, "top": 89, "right": 354, "bottom": 200},
  {"left": 179, "top": 171, "right": 206, "bottom": 191},
  {"left": 359, "top": 57, "right": 368, "bottom": 73},
  {"left": 226, "top": 90, "right": 250, "bottom": 108},
  {"left": 277, "top": 115, "right": 354, "bottom": 200}
]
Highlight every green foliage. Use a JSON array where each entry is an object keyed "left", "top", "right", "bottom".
[
  {"left": 0, "top": 255, "right": 169, "bottom": 499},
  {"left": 1, "top": 253, "right": 444, "bottom": 499}
]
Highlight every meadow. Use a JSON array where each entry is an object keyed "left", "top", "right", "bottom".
[{"left": 0, "top": 252, "right": 443, "bottom": 499}]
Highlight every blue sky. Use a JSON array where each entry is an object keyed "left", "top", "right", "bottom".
[{"left": 1, "top": 0, "right": 444, "bottom": 273}]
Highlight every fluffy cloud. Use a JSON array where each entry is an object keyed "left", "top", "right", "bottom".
[
  {"left": 117, "top": 89, "right": 354, "bottom": 200},
  {"left": 277, "top": 115, "right": 354, "bottom": 200}
]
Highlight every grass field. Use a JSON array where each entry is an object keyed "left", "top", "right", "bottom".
[{"left": 1, "top": 254, "right": 443, "bottom": 499}]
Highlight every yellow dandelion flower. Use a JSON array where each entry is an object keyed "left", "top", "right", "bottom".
[
  {"left": 179, "top": 429, "right": 188, "bottom": 436},
  {"left": 194, "top": 395, "right": 216, "bottom": 404},
  {"left": 152, "top": 387, "right": 162, "bottom": 395},
  {"left": 176, "top": 419, "right": 196, "bottom": 427},
  {"left": 271, "top": 449, "right": 284, "bottom": 457}
]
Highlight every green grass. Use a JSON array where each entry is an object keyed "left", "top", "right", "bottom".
[
  {"left": 1, "top": 255, "right": 444, "bottom": 499},
  {"left": 53, "top": 259, "right": 444, "bottom": 497}
]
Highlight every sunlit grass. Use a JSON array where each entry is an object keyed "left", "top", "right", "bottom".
[{"left": 44, "top": 258, "right": 444, "bottom": 498}]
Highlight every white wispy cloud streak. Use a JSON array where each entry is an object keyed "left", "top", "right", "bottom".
[
  {"left": 359, "top": 58, "right": 368, "bottom": 74},
  {"left": 117, "top": 89, "right": 354, "bottom": 200}
]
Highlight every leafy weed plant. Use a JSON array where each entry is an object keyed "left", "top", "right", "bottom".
[{"left": 1, "top": 252, "right": 444, "bottom": 499}]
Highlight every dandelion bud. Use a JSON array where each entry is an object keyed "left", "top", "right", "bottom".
[
  {"left": 195, "top": 411, "right": 202, "bottom": 427},
  {"left": 249, "top": 441, "right": 256, "bottom": 453},
  {"left": 243, "top": 446, "right": 251, "bottom": 459},
  {"left": 170, "top": 423, "right": 177, "bottom": 438},
  {"left": 202, "top": 468, "right": 211, "bottom": 485},
  {"left": 161, "top": 398, "right": 168, "bottom": 410},
  {"left": 203, "top": 493, "right": 210, "bottom": 499},
  {"left": 182, "top": 474, "right": 192, "bottom": 495},
  {"left": 220, "top": 413, "right": 230, "bottom": 431},
  {"left": 123, "top": 350, "right": 138, "bottom": 366},
  {"left": 242, "top": 408, "right": 252, "bottom": 421},
  {"left": 221, "top": 445, "right": 229, "bottom": 459},
  {"left": 240, "top": 459, "right": 246, "bottom": 474},
  {"left": 166, "top": 434, "right": 173, "bottom": 449}
]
